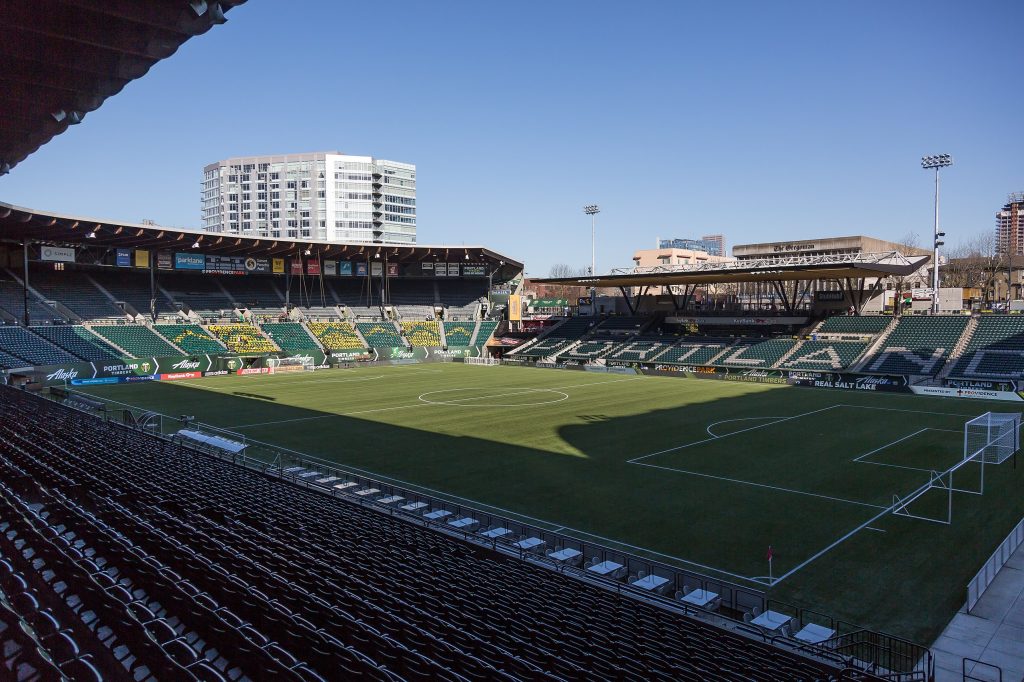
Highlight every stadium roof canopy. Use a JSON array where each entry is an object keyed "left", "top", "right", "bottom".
[
  {"left": 535, "top": 251, "right": 929, "bottom": 288},
  {"left": 534, "top": 251, "right": 930, "bottom": 314},
  {"left": 0, "top": 0, "right": 247, "bottom": 174},
  {"left": 0, "top": 201, "right": 523, "bottom": 268}
]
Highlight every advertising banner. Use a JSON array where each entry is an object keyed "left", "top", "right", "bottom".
[
  {"left": 41, "top": 246, "right": 76, "bottom": 263},
  {"left": 435, "top": 263, "right": 448, "bottom": 277},
  {"left": 509, "top": 294, "right": 522, "bottom": 321},
  {"left": 290, "top": 259, "right": 302, "bottom": 275},
  {"left": 324, "top": 260, "right": 337, "bottom": 276},
  {"left": 447, "top": 263, "right": 460, "bottom": 277},
  {"left": 175, "top": 252, "right": 205, "bottom": 270},
  {"left": 371, "top": 262, "right": 383, "bottom": 277},
  {"left": 339, "top": 261, "right": 353, "bottom": 276},
  {"left": 157, "top": 251, "right": 173, "bottom": 270},
  {"left": 242, "top": 257, "right": 270, "bottom": 274},
  {"left": 205, "top": 255, "right": 246, "bottom": 275},
  {"left": 387, "top": 263, "right": 398, "bottom": 277},
  {"left": 428, "top": 347, "right": 481, "bottom": 359},
  {"left": 135, "top": 249, "right": 150, "bottom": 268},
  {"left": 355, "top": 262, "right": 368, "bottom": 277},
  {"left": 787, "top": 371, "right": 911, "bottom": 392},
  {"left": 272, "top": 258, "right": 285, "bottom": 274},
  {"left": 421, "top": 262, "right": 434, "bottom": 272},
  {"left": 945, "top": 378, "right": 1018, "bottom": 392},
  {"left": 463, "top": 264, "right": 485, "bottom": 276},
  {"left": 116, "top": 249, "right": 131, "bottom": 267},
  {"left": 307, "top": 259, "right": 321, "bottom": 276},
  {"left": 910, "top": 386, "right": 1023, "bottom": 401}
]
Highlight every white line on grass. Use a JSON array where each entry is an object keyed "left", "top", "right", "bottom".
[
  {"left": 852, "top": 429, "right": 930, "bottom": 462},
  {"left": 627, "top": 404, "right": 843, "bottom": 464},
  {"left": 225, "top": 375, "right": 649, "bottom": 429},
  {"left": 865, "top": 527, "right": 887, "bottom": 533},
  {"left": 72, "top": 376, "right": 765, "bottom": 586},
  {"left": 631, "top": 461, "right": 887, "bottom": 510},
  {"left": 770, "top": 504, "right": 894, "bottom": 585},
  {"left": 705, "top": 417, "right": 786, "bottom": 438}
]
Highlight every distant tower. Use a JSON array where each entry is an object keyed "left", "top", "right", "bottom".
[{"left": 996, "top": 193, "right": 1024, "bottom": 256}]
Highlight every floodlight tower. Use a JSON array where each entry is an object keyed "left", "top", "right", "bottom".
[
  {"left": 583, "top": 205, "right": 600, "bottom": 315},
  {"left": 921, "top": 154, "right": 953, "bottom": 314}
]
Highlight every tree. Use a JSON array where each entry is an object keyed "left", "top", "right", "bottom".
[{"left": 542, "top": 264, "right": 590, "bottom": 301}]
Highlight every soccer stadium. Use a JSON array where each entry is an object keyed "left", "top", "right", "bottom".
[{"left": 1, "top": 3, "right": 1022, "bottom": 682}]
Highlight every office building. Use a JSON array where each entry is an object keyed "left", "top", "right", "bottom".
[
  {"left": 996, "top": 192, "right": 1024, "bottom": 256},
  {"left": 201, "top": 152, "right": 416, "bottom": 243},
  {"left": 657, "top": 234, "right": 724, "bottom": 257}
]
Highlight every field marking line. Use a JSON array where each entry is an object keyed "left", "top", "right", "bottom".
[
  {"left": 706, "top": 417, "right": 786, "bottom": 438},
  {"left": 627, "top": 403, "right": 844, "bottom": 464},
  {"left": 865, "top": 527, "right": 887, "bottom": 533},
  {"left": 852, "top": 428, "right": 930, "bottom": 462},
  {"left": 842, "top": 404, "right": 983, "bottom": 418},
  {"left": 770, "top": 504, "right": 893, "bottom": 585},
  {"left": 225, "top": 375, "right": 649, "bottom": 428},
  {"left": 632, "top": 461, "right": 887, "bottom": 510},
  {"left": 71, "top": 377, "right": 764, "bottom": 585},
  {"left": 853, "top": 427, "right": 968, "bottom": 473}
]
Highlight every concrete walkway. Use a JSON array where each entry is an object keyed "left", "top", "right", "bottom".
[{"left": 932, "top": 541, "right": 1024, "bottom": 681}]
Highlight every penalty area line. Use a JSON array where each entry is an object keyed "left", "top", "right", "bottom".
[{"left": 627, "top": 403, "right": 844, "bottom": 464}]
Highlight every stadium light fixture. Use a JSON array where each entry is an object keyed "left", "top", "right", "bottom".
[
  {"left": 191, "top": 239, "right": 201, "bottom": 248},
  {"left": 921, "top": 154, "right": 953, "bottom": 314},
  {"left": 304, "top": 248, "right": 311, "bottom": 256},
  {"left": 583, "top": 205, "right": 600, "bottom": 278}
]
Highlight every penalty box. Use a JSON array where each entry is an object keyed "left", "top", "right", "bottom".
[{"left": 632, "top": 404, "right": 970, "bottom": 510}]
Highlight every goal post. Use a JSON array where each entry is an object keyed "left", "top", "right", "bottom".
[
  {"left": 964, "top": 412, "right": 1020, "bottom": 465},
  {"left": 893, "top": 412, "right": 1020, "bottom": 526}
]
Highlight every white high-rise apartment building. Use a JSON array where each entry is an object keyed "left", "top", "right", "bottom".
[{"left": 201, "top": 152, "right": 416, "bottom": 243}]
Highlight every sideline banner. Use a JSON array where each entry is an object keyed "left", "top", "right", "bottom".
[
  {"left": 911, "top": 385, "right": 1024, "bottom": 402},
  {"left": 787, "top": 371, "right": 910, "bottom": 392}
]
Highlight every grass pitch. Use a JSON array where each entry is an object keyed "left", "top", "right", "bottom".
[{"left": 75, "top": 363, "right": 1024, "bottom": 643}]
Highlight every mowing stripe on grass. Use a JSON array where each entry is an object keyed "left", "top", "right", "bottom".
[
  {"left": 632, "top": 461, "right": 888, "bottom": 510},
  {"left": 627, "top": 403, "right": 844, "bottom": 463},
  {"left": 225, "top": 375, "right": 649, "bottom": 429}
]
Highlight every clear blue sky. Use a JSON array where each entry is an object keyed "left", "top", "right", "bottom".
[{"left": 1, "top": 1, "right": 1020, "bottom": 277}]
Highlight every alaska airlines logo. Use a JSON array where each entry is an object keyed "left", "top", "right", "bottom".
[
  {"left": 46, "top": 368, "right": 78, "bottom": 381},
  {"left": 171, "top": 359, "right": 201, "bottom": 370}
]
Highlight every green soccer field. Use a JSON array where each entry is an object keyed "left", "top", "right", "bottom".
[{"left": 73, "top": 363, "right": 1024, "bottom": 643}]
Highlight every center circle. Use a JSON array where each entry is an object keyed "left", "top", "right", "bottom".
[{"left": 418, "top": 387, "right": 570, "bottom": 407}]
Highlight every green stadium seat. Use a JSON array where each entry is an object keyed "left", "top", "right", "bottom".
[
  {"left": 0, "top": 327, "right": 78, "bottom": 366},
  {"left": 443, "top": 322, "right": 475, "bottom": 345},
  {"left": 655, "top": 340, "right": 729, "bottom": 366},
  {"left": 207, "top": 324, "right": 277, "bottom": 353},
  {"left": 715, "top": 339, "right": 796, "bottom": 368},
  {"left": 91, "top": 325, "right": 182, "bottom": 358},
  {"left": 475, "top": 321, "right": 498, "bottom": 343},
  {"left": 817, "top": 315, "right": 891, "bottom": 335},
  {"left": 400, "top": 321, "right": 441, "bottom": 347},
  {"left": 154, "top": 324, "right": 225, "bottom": 354},
  {"left": 949, "top": 315, "right": 1024, "bottom": 379},
  {"left": 781, "top": 341, "right": 867, "bottom": 371},
  {"left": 307, "top": 321, "right": 367, "bottom": 351},
  {"left": 32, "top": 326, "right": 122, "bottom": 362},
  {"left": 356, "top": 322, "right": 404, "bottom": 348},
  {"left": 261, "top": 322, "right": 321, "bottom": 353},
  {"left": 862, "top": 315, "right": 969, "bottom": 376}
]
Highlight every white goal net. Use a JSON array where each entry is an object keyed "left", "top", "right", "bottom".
[{"left": 965, "top": 412, "right": 1020, "bottom": 465}]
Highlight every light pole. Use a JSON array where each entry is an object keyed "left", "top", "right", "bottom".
[
  {"left": 583, "top": 205, "right": 599, "bottom": 315},
  {"left": 921, "top": 154, "right": 952, "bottom": 314}
]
